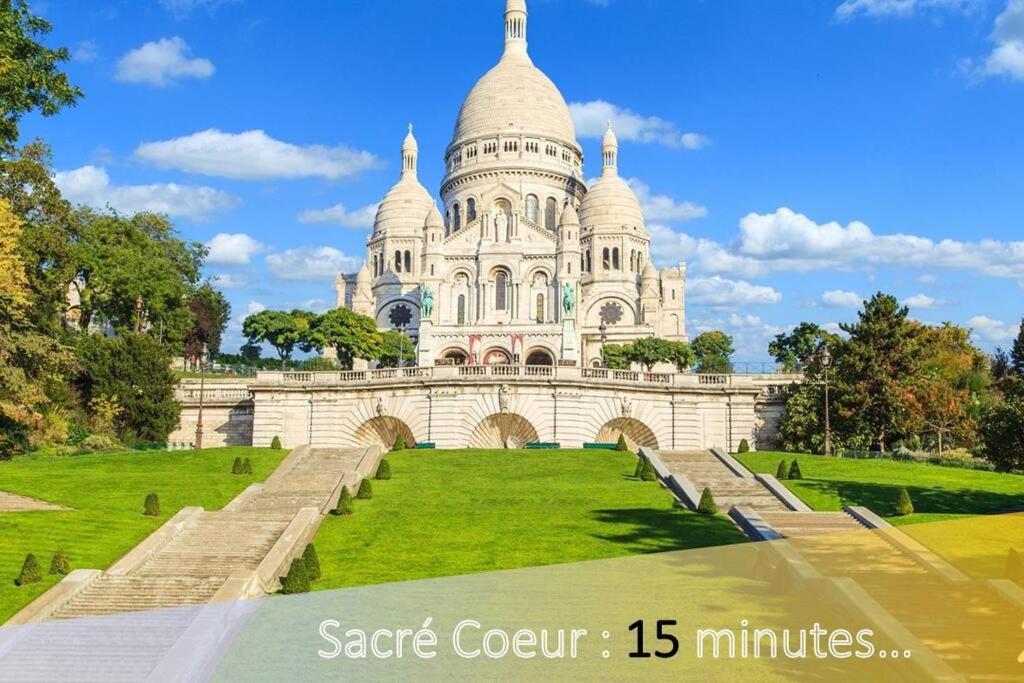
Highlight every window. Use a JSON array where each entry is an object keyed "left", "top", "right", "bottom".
[
  {"left": 467, "top": 198, "right": 477, "bottom": 222},
  {"left": 545, "top": 197, "right": 557, "bottom": 231},
  {"left": 394, "top": 250, "right": 402, "bottom": 273},
  {"left": 612, "top": 248, "right": 620, "bottom": 270},
  {"left": 585, "top": 250, "right": 592, "bottom": 273},
  {"left": 536, "top": 294, "right": 545, "bottom": 323},
  {"left": 453, "top": 203, "right": 461, "bottom": 232},
  {"left": 404, "top": 250, "right": 412, "bottom": 274},
  {"left": 495, "top": 272, "right": 508, "bottom": 311},
  {"left": 602, "top": 248, "right": 611, "bottom": 270},
  {"left": 372, "top": 254, "right": 378, "bottom": 277},
  {"left": 457, "top": 295, "right": 466, "bottom": 325},
  {"left": 525, "top": 195, "right": 539, "bottom": 223}
]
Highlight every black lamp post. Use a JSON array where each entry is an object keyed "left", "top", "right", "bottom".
[
  {"left": 134, "top": 295, "right": 143, "bottom": 334},
  {"left": 195, "top": 343, "right": 208, "bottom": 451},
  {"left": 599, "top": 321, "right": 608, "bottom": 367},
  {"left": 820, "top": 344, "right": 833, "bottom": 456}
]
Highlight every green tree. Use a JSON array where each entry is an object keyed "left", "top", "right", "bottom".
[
  {"left": 980, "top": 397, "right": 1024, "bottom": 472},
  {"left": 667, "top": 340, "right": 696, "bottom": 372},
  {"left": 894, "top": 488, "right": 914, "bottom": 516},
  {"left": 0, "top": 1, "right": 83, "bottom": 151},
  {"left": 183, "top": 283, "right": 231, "bottom": 364},
  {"left": 601, "top": 343, "right": 631, "bottom": 370},
  {"left": 769, "top": 322, "right": 840, "bottom": 373},
  {"left": 1011, "top": 319, "right": 1024, "bottom": 378},
  {"left": 307, "top": 308, "right": 382, "bottom": 370},
  {"left": 377, "top": 330, "right": 416, "bottom": 368},
  {"left": 76, "top": 333, "right": 180, "bottom": 442},
  {"left": 243, "top": 310, "right": 315, "bottom": 368},
  {"left": 626, "top": 337, "right": 676, "bottom": 372},
  {"left": 692, "top": 331, "right": 734, "bottom": 374}
]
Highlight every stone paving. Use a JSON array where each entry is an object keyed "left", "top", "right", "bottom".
[{"left": 0, "top": 491, "right": 69, "bottom": 512}]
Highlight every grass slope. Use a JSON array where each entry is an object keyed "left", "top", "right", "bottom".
[
  {"left": 736, "top": 452, "right": 1024, "bottom": 525},
  {"left": 0, "top": 447, "right": 286, "bottom": 623},
  {"left": 312, "top": 449, "right": 745, "bottom": 591}
]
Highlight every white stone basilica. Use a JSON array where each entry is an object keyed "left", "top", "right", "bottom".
[{"left": 335, "top": 0, "right": 686, "bottom": 368}]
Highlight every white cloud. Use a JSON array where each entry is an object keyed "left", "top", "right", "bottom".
[
  {"left": 301, "top": 298, "right": 331, "bottom": 314},
  {"left": 688, "top": 276, "right": 782, "bottom": 307},
  {"left": 160, "top": 0, "right": 236, "bottom": 18},
  {"left": 298, "top": 202, "right": 379, "bottom": 229},
  {"left": 73, "top": 40, "right": 98, "bottom": 62},
  {"left": 835, "top": 0, "right": 979, "bottom": 18},
  {"left": 918, "top": 274, "right": 938, "bottom": 284},
  {"left": 211, "top": 273, "right": 248, "bottom": 289},
  {"left": 135, "top": 129, "right": 382, "bottom": 181},
  {"left": 968, "top": 315, "right": 1018, "bottom": 342},
  {"left": 691, "top": 313, "right": 786, "bottom": 359},
  {"left": 903, "top": 293, "right": 945, "bottom": 308},
  {"left": 115, "top": 37, "right": 214, "bottom": 87},
  {"left": 266, "top": 247, "right": 361, "bottom": 281},
  {"left": 626, "top": 179, "right": 707, "bottom": 222},
  {"left": 978, "top": 0, "right": 1024, "bottom": 81},
  {"left": 53, "top": 165, "right": 239, "bottom": 221},
  {"left": 822, "top": 290, "right": 863, "bottom": 308},
  {"left": 205, "top": 233, "right": 266, "bottom": 266},
  {"left": 569, "top": 100, "right": 710, "bottom": 150}
]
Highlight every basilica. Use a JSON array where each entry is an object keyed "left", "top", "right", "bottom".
[{"left": 335, "top": 0, "right": 687, "bottom": 368}]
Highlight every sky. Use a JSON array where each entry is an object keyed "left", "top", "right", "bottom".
[{"left": 21, "top": 0, "right": 1024, "bottom": 362}]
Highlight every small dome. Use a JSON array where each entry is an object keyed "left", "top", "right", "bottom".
[
  {"left": 356, "top": 261, "right": 371, "bottom": 284},
  {"left": 559, "top": 202, "right": 579, "bottom": 227},
  {"left": 642, "top": 261, "right": 658, "bottom": 280},
  {"left": 402, "top": 123, "right": 418, "bottom": 154},
  {"left": 425, "top": 204, "right": 444, "bottom": 229},
  {"left": 578, "top": 174, "right": 644, "bottom": 232},
  {"left": 506, "top": 0, "right": 527, "bottom": 12},
  {"left": 602, "top": 123, "right": 618, "bottom": 149},
  {"left": 373, "top": 176, "right": 433, "bottom": 236}
]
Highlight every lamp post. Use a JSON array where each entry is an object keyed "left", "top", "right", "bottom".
[
  {"left": 398, "top": 323, "right": 407, "bottom": 368},
  {"left": 134, "top": 296, "right": 143, "bottom": 334},
  {"left": 820, "top": 344, "right": 833, "bottom": 456},
  {"left": 599, "top": 321, "right": 608, "bottom": 367},
  {"left": 195, "top": 343, "right": 208, "bottom": 451}
]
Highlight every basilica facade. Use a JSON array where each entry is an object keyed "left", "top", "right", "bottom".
[{"left": 335, "top": 0, "right": 687, "bottom": 368}]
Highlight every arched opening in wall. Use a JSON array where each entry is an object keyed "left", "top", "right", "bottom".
[
  {"left": 453, "top": 202, "right": 462, "bottom": 232},
  {"left": 354, "top": 416, "right": 416, "bottom": 450},
  {"left": 483, "top": 348, "right": 512, "bottom": 365},
  {"left": 545, "top": 197, "right": 557, "bottom": 231},
  {"left": 441, "top": 348, "right": 469, "bottom": 365},
  {"left": 525, "top": 194, "right": 539, "bottom": 223},
  {"left": 469, "top": 413, "right": 540, "bottom": 449},
  {"left": 596, "top": 418, "right": 659, "bottom": 451},
  {"left": 525, "top": 349, "right": 555, "bottom": 366},
  {"left": 467, "top": 198, "right": 477, "bottom": 222}
]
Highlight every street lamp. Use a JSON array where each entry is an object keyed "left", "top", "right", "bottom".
[
  {"left": 398, "top": 323, "right": 408, "bottom": 368},
  {"left": 820, "top": 344, "right": 833, "bottom": 456},
  {"left": 134, "top": 296, "right": 143, "bottom": 334},
  {"left": 599, "top": 321, "right": 608, "bottom": 367},
  {"left": 195, "top": 343, "right": 208, "bottom": 451}
]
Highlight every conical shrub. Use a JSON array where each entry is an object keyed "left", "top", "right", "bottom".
[
  {"left": 331, "top": 487, "right": 355, "bottom": 516},
  {"left": 640, "top": 459, "right": 657, "bottom": 482},
  {"left": 280, "top": 558, "right": 309, "bottom": 594},
  {"left": 144, "top": 492, "right": 160, "bottom": 517},
  {"left": 270, "top": 436, "right": 282, "bottom": 450},
  {"left": 633, "top": 458, "right": 645, "bottom": 478},
  {"left": 392, "top": 434, "right": 406, "bottom": 452},
  {"left": 615, "top": 434, "right": 629, "bottom": 452},
  {"left": 243, "top": 458, "right": 253, "bottom": 475},
  {"left": 894, "top": 488, "right": 914, "bottom": 516},
  {"left": 776, "top": 460, "right": 789, "bottom": 480},
  {"left": 15, "top": 554, "right": 42, "bottom": 586},
  {"left": 697, "top": 488, "right": 718, "bottom": 515},
  {"left": 302, "top": 544, "right": 321, "bottom": 582},
  {"left": 737, "top": 439, "right": 750, "bottom": 453},
  {"left": 231, "top": 456, "right": 243, "bottom": 474},
  {"left": 788, "top": 460, "right": 803, "bottom": 480},
  {"left": 1005, "top": 548, "right": 1024, "bottom": 584},
  {"left": 49, "top": 549, "right": 70, "bottom": 576},
  {"left": 357, "top": 478, "right": 373, "bottom": 500},
  {"left": 376, "top": 459, "right": 392, "bottom": 480}
]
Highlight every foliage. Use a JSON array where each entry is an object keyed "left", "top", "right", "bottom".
[
  {"left": 640, "top": 459, "right": 657, "bottom": 482},
  {"left": 616, "top": 434, "right": 629, "bottom": 452},
  {"left": 79, "top": 433, "right": 122, "bottom": 452},
  {"left": 979, "top": 397, "right": 1024, "bottom": 472},
  {"left": 302, "top": 544, "right": 321, "bottom": 582},
  {"left": 910, "top": 377, "right": 972, "bottom": 456},
  {"left": 0, "top": 1, "right": 82, "bottom": 151},
  {"left": 626, "top": 337, "right": 676, "bottom": 371},
  {"left": 991, "top": 348, "right": 1011, "bottom": 382},
  {"left": 183, "top": 283, "right": 231, "bottom": 363},
  {"left": 243, "top": 458, "right": 253, "bottom": 475},
  {"left": 377, "top": 330, "right": 416, "bottom": 368},
  {"left": 697, "top": 488, "right": 718, "bottom": 515},
  {"left": 49, "top": 549, "right": 69, "bottom": 575},
  {"left": 143, "top": 493, "right": 160, "bottom": 517},
  {"left": 776, "top": 460, "right": 789, "bottom": 480},
  {"left": 788, "top": 460, "right": 802, "bottom": 480},
  {"left": 376, "top": 459, "right": 392, "bottom": 480},
  {"left": 15, "top": 553, "right": 41, "bottom": 586},
  {"left": 691, "top": 331, "right": 734, "bottom": 374},
  {"left": 331, "top": 487, "right": 354, "bottom": 516},
  {"left": 894, "top": 488, "right": 914, "bottom": 516},
  {"left": 392, "top": 434, "right": 406, "bottom": 452},
  {"left": 737, "top": 439, "right": 749, "bottom": 454},
  {"left": 601, "top": 344, "right": 631, "bottom": 370},
  {"left": 281, "top": 558, "right": 309, "bottom": 595},
  {"left": 242, "top": 310, "right": 314, "bottom": 368},
  {"left": 271, "top": 436, "right": 282, "bottom": 450},
  {"left": 633, "top": 458, "right": 645, "bottom": 478},
  {"left": 301, "top": 356, "right": 338, "bottom": 371},
  {"left": 769, "top": 322, "right": 841, "bottom": 373},
  {"left": 307, "top": 308, "right": 382, "bottom": 370},
  {"left": 232, "top": 456, "right": 243, "bottom": 475},
  {"left": 1012, "top": 319, "right": 1024, "bottom": 378},
  {"left": 75, "top": 333, "right": 179, "bottom": 442},
  {"left": 357, "top": 478, "right": 374, "bottom": 499}
]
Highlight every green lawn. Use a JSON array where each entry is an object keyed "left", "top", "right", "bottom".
[
  {"left": 735, "top": 451, "right": 1024, "bottom": 525},
  {"left": 310, "top": 449, "right": 746, "bottom": 591},
  {"left": 0, "top": 447, "right": 287, "bottom": 623}
]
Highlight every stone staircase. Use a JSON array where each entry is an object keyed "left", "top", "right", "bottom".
[
  {"left": 658, "top": 450, "right": 790, "bottom": 512},
  {"left": 757, "top": 510, "right": 867, "bottom": 537}
]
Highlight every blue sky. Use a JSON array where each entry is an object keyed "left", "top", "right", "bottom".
[{"left": 22, "top": 0, "right": 1024, "bottom": 361}]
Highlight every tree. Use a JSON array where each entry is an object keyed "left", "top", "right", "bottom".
[
  {"left": 692, "top": 331, "right": 734, "bottom": 374},
  {"left": 377, "top": 330, "right": 416, "bottom": 368},
  {"left": 912, "top": 377, "right": 971, "bottom": 456},
  {"left": 0, "top": 1, "right": 83, "bottom": 152},
  {"left": 894, "top": 488, "right": 914, "bottom": 516},
  {"left": 769, "top": 322, "right": 840, "bottom": 373},
  {"left": 244, "top": 310, "right": 314, "bottom": 368},
  {"left": 980, "top": 397, "right": 1024, "bottom": 472},
  {"left": 626, "top": 337, "right": 675, "bottom": 372},
  {"left": 667, "top": 340, "right": 696, "bottom": 372},
  {"left": 183, "top": 283, "right": 231, "bottom": 364},
  {"left": 307, "top": 308, "right": 382, "bottom": 370},
  {"left": 1012, "top": 319, "right": 1024, "bottom": 378},
  {"left": 601, "top": 343, "right": 631, "bottom": 370},
  {"left": 992, "top": 348, "right": 1011, "bottom": 381}
]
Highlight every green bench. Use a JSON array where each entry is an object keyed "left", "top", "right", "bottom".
[
  {"left": 583, "top": 443, "right": 619, "bottom": 450},
  {"left": 525, "top": 442, "right": 560, "bottom": 449},
  {"left": 415, "top": 443, "right": 437, "bottom": 450}
]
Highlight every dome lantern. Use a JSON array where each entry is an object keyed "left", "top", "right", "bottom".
[
  {"left": 402, "top": 123, "right": 418, "bottom": 178},
  {"left": 602, "top": 121, "right": 618, "bottom": 177},
  {"left": 504, "top": 0, "right": 528, "bottom": 59}
]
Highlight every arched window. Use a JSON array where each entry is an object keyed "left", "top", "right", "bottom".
[
  {"left": 586, "top": 250, "right": 592, "bottom": 273},
  {"left": 372, "top": 254, "right": 378, "bottom": 277},
  {"left": 602, "top": 248, "right": 611, "bottom": 270},
  {"left": 612, "top": 248, "right": 620, "bottom": 270},
  {"left": 467, "top": 198, "right": 477, "bottom": 222},
  {"left": 544, "top": 197, "right": 557, "bottom": 231},
  {"left": 453, "top": 203, "right": 461, "bottom": 232},
  {"left": 495, "top": 271, "right": 509, "bottom": 311},
  {"left": 525, "top": 194, "right": 539, "bottom": 223},
  {"left": 404, "top": 250, "right": 412, "bottom": 274},
  {"left": 445, "top": 210, "right": 451, "bottom": 233},
  {"left": 457, "top": 295, "right": 466, "bottom": 325},
  {"left": 394, "top": 250, "right": 402, "bottom": 273},
  {"left": 536, "top": 294, "right": 544, "bottom": 323}
]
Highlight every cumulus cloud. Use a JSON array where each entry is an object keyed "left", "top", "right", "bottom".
[
  {"left": 625, "top": 179, "right": 707, "bottom": 222},
  {"left": 211, "top": 273, "right": 248, "bottom": 289},
  {"left": 73, "top": 40, "right": 99, "bottom": 62},
  {"left": 976, "top": 0, "right": 1024, "bottom": 81},
  {"left": 298, "top": 202, "right": 379, "bottom": 229},
  {"left": 688, "top": 276, "right": 782, "bottom": 307},
  {"left": 835, "top": 0, "right": 979, "bottom": 18},
  {"left": 822, "top": 290, "right": 863, "bottom": 308},
  {"left": 135, "top": 129, "right": 382, "bottom": 181},
  {"left": 569, "top": 100, "right": 710, "bottom": 150},
  {"left": 115, "top": 37, "right": 214, "bottom": 86},
  {"left": 266, "top": 247, "right": 361, "bottom": 281},
  {"left": 968, "top": 315, "right": 1018, "bottom": 342},
  {"left": 903, "top": 293, "right": 946, "bottom": 308},
  {"left": 205, "top": 233, "right": 266, "bottom": 266},
  {"left": 53, "top": 165, "right": 239, "bottom": 221},
  {"left": 691, "top": 313, "right": 787, "bottom": 359}
]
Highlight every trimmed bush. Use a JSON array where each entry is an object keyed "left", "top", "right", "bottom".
[
  {"left": 243, "top": 458, "right": 254, "bottom": 475},
  {"left": 615, "top": 434, "right": 630, "bottom": 452},
  {"left": 50, "top": 549, "right": 70, "bottom": 576},
  {"left": 271, "top": 436, "right": 282, "bottom": 450},
  {"left": 302, "top": 544, "right": 322, "bottom": 581},
  {"left": 393, "top": 434, "right": 406, "bottom": 452},
  {"left": 231, "top": 456, "right": 244, "bottom": 474},
  {"left": 376, "top": 459, "right": 393, "bottom": 480},
  {"left": 1005, "top": 548, "right": 1024, "bottom": 584},
  {"left": 633, "top": 458, "right": 645, "bottom": 479},
  {"left": 894, "top": 488, "right": 914, "bottom": 516},
  {"left": 331, "top": 487, "right": 355, "bottom": 516},
  {"left": 357, "top": 478, "right": 374, "bottom": 500},
  {"left": 144, "top": 492, "right": 160, "bottom": 517},
  {"left": 80, "top": 434, "right": 123, "bottom": 453},
  {"left": 697, "top": 488, "right": 718, "bottom": 515},
  {"left": 788, "top": 460, "right": 803, "bottom": 480},
  {"left": 640, "top": 459, "right": 657, "bottom": 482},
  {"left": 280, "top": 558, "right": 309, "bottom": 595},
  {"left": 15, "top": 554, "right": 42, "bottom": 586},
  {"left": 776, "top": 460, "right": 789, "bottom": 480},
  {"left": 737, "top": 439, "right": 750, "bottom": 454}
]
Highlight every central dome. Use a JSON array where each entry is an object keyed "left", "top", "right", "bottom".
[{"left": 452, "top": 51, "right": 577, "bottom": 146}]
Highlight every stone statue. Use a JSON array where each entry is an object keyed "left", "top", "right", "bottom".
[
  {"left": 620, "top": 396, "right": 633, "bottom": 418},
  {"left": 498, "top": 384, "right": 512, "bottom": 413},
  {"left": 421, "top": 287, "right": 434, "bottom": 318},
  {"left": 562, "top": 282, "right": 575, "bottom": 315},
  {"left": 375, "top": 398, "right": 386, "bottom": 417},
  {"left": 494, "top": 211, "right": 508, "bottom": 242}
]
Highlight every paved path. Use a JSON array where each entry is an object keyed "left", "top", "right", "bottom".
[{"left": 0, "top": 491, "right": 69, "bottom": 512}]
